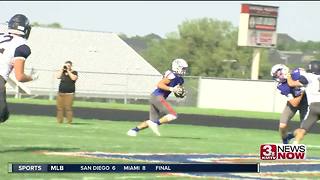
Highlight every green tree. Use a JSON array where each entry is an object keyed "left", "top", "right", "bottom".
[
  {"left": 47, "top": 22, "right": 62, "bottom": 28},
  {"left": 276, "top": 39, "right": 320, "bottom": 62},
  {"left": 143, "top": 35, "right": 180, "bottom": 73},
  {"left": 31, "top": 22, "right": 62, "bottom": 28},
  {"left": 143, "top": 18, "right": 254, "bottom": 78}
]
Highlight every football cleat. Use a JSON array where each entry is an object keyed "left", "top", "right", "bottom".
[
  {"left": 282, "top": 132, "right": 295, "bottom": 144},
  {"left": 146, "top": 120, "right": 161, "bottom": 136},
  {"left": 127, "top": 129, "right": 138, "bottom": 137}
]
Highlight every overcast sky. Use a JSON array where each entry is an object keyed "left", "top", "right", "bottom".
[{"left": 0, "top": 1, "right": 319, "bottom": 41}]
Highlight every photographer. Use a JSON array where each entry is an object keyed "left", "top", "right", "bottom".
[{"left": 56, "top": 61, "right": 78, "bottom": 124}]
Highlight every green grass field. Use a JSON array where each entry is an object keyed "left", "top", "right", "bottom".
[
  {"left": 7, "top": 97, "right": 301, "bottom": 121},
  {"left": 1, "top": 114, "right": 320, "bottom": 180}
]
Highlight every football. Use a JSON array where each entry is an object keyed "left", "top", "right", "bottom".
[{"left": 174, "top": 86, "right": 186, "bottom": 98}]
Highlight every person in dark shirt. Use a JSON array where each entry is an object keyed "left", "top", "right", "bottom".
[{"left": 56, "top": 61, "right": 78, "bottom": 124}]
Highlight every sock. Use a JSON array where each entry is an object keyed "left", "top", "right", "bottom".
[
  {"left": 292, "top": 140, "right": 298, "bottom": 144},
  {"left": 152, "top": 119, "right": 161, "bottom": 125},
  {"left": 132, "top": 127, "right": 140, "bottom": 132},
  {"left": 287, "top": 132, "right": 294, "bottom": 139},
  {"left": 282, "top": 137, "right": 288, "bottom": 144}
]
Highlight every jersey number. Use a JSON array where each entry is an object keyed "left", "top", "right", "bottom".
[{"left": 0, "top": 35, "right": 14, "bottom": 54}]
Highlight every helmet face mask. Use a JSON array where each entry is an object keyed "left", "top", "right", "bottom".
[
  {"left": 180, "top": 67, "right": 187, "bottom": 75},
  {"left": 8, "top": 14, "right": 32, "bottom": 39},
  {"left": 271, "top": 64, "right": 289, "bottom": 83},
  {"left": 172, "top": 58, "right": 188, "bottom": 76},
  {"left": 273, "top": 69, "right": 286, "bottom": 82}
]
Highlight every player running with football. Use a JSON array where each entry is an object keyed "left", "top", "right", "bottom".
[
  {"left": 0, "top": 14, "right": 38, "bottom": 123},
  {"left": 270, "top": 64, "right": 309, "bottom": 144},
  {"left": 127, "top": 58, "right": 188, "bottom": 136}
]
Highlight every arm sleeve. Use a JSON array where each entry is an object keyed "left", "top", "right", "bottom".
[{"left": 14, "top": 44, "right": 31, "bottom": 60}]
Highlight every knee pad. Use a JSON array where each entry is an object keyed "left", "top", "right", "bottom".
[{"left": 164, "top": 114, "right": 177, "bottom": 122}]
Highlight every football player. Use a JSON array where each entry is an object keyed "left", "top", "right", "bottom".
[
  {"left": 293, "top": 61, "right": 320, "bottom": 144},
  {"left": 0, "top": 14, "right": 38, "bottom": 123},
  {"left": 306, "top": 60, "right": 320, "bottom": 75},
  {"left": 127, "top": 58, "right": 188, "bottom": 136},
  {"left": 270, "top": 64, "right": 309, "bottom": 144}
]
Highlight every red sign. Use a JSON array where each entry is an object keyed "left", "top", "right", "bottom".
[
  {"left": 241, "top": 4, "right": 278, "bottom": 17},
  {"left": 255, "top": 25, "right": 276, "bottom": 31},
  {"left": 260, "top": 144, "right": 277, "bottom": 160}
]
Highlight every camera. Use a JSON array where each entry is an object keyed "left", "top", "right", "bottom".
[{"left": 63, "top": 65, "right": 68, "bottom": 71}]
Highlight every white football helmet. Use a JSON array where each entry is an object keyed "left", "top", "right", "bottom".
[
  {"left": 172, "top": 58, "right": 188, "bottom": 75},
  {"left": 270, "top": 64, "right": 289, "bottom": 82}
]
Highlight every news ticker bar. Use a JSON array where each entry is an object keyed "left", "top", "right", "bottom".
[{"left": 9, "top": 163, "right": 260, "bottom": 173}]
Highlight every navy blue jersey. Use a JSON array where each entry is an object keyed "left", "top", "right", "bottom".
[{"left": 152, "top": 70, "right": 184, "bottom": 99}]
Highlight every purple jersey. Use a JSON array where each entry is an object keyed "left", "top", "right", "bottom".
[
  {"left": 277, "top": 68, "right": 305, "bottom": 99},
  {"left": 152, "top": 70, "right": 184, "bottom": 99},
  {"left": 277, "top": 83, "right": 303, "bottom": 98},
  {"left": 291, "top": 68, "right": 302, "bottom": 81}
]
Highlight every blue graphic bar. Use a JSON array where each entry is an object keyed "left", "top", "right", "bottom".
[{"left": 9, "top": 163, "right": 259, "bottom": 173}]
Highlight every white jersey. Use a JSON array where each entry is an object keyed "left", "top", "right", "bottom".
[
  {"left": 0, "top": 33, "right": 31, "bottom": 80},
  {"left": 303, "top": 72, "right": 320, "bottom": 104}
]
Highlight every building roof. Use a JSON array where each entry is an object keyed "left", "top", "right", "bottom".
[
  {"left": 268, "top": 49, "right": 304, "bottom": 65},
  {"left": 11, "top": 27, "right": 162, "bottom": 98}
]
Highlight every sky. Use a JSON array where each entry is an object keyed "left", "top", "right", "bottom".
[{"left": 0, "top": 1, "right": 319, "bottom": 42}]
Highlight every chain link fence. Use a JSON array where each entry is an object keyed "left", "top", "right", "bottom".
[
  {"left": 0, "top": 23, "right": 7, "bottom": 33},
  {"left": 6, "top": 69, "right": 200, "bottom": 107},
  {"left": 1, "top": 23, "right": 200, "bottom": 107}
]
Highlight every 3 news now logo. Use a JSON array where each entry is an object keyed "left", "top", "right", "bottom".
[{"left": 260, "top": 144, "right": 307, "bottom": 160}]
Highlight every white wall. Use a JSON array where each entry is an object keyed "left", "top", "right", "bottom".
[{"left": 197, "top": 78, "right": 288, "bottom": 113}]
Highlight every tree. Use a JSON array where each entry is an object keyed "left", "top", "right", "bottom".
[
  {"left": 31, "top": 22, "right": 62, "bottom": 28},
  {"left": 47, "top": 22, "right": 62, "bottom": 28},
  {"left": 143, "top": 17, "right": 254, "bottom": 78}
]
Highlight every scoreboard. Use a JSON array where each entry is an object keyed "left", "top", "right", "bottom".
[{"left": 238, "top": 4, "right": 279, "bottom": 48}]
